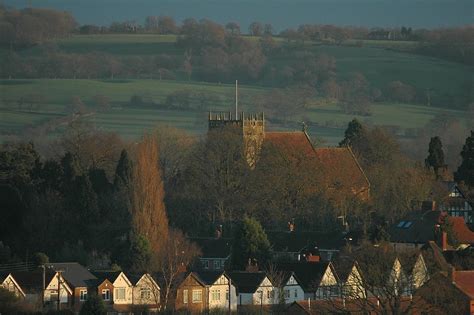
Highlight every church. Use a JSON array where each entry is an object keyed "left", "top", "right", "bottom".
[{"left": 208, "top": 111, "right": 370, "bottom": 201}]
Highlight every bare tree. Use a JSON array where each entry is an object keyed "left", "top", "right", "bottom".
[
  {"left": 323, "top": 244, "right": 432, "bottom": 315},
  {"left": 156, "top": 228, "right": 201, "bottom": 310},
  {"left": 264, "top": 263, "right": 288, "bottom": 308}
]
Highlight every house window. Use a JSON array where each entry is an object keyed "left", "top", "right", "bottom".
[
  {"left": 140, "top": 289, "right": 151, "bottom": 300},
  {"left": 203, "top": 260, "right": 209, "bottom": 269},
  {"left": 285, "top": 289, "right": 290, "bottom": 299},
  {"left": 226, "top": 289, "right": 229, "bottom": 301},
  {"left": 80, "top": 290, "right": 88, "bottom": 301},
  {"left": 183, "top": 289, "right": 188, "bottom": 304},
  {"left": 115, "top": 288, "right": 126, "bottom": 300},
  {"left": 214, "top": 260, "right": 221, "bottom": 269},
  {"left": 101, "top": 289, "right": 110, "bottom": 301},
  {"left": 192, "top": 289, "right": 202, "bottom": 303},
  {"left": 294, "top": 289, "right": 298, "bottom": 298},
  {"left": 211, "top": 289, "right": 220, "bottom": 301}
]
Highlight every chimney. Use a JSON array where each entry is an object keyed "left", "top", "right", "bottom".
[
  {"left": 449, "top": 265, "right": 456, "bottom": 283},
  {"left": 305, "top": 253, "right": 320, "bottom": 263},
  {"left": 288, "top": 218, "right": 295, "bottom": 232},
  {"left": 442, "top": 231, "right": 448, "bottom": 251},
  {"left": 215, "top": 225, "right": 223, "bottom": 239},
  {"left": 245, "top": 258, "right": 259, "bottom": 272},
  {"left": 288, "top": 222, "right": 295, "bottom": 232}
]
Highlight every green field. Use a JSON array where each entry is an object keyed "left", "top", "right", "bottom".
[
  {"left": 1, "top": 34, "right": 472, "bottom": 144},
  {"left": 1, "top": 79, "right": 470, "bottom": 144}
]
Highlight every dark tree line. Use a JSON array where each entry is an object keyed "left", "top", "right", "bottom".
[{"left": 0, "top": 6, "right": 76, "bottom": 48}]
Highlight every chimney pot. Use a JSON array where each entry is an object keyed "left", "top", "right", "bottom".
[{"left": 442, "top": 231, "right": 448, "bottom": 251}]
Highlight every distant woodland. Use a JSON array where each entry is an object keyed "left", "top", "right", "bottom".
[{"left": 0, "top": 6, "right": 473, "bottom": 111}]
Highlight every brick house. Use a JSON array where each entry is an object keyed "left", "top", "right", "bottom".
[
  {"left": 46, "top": 262, "right": 97, "bottom": 312},
  {"left": 174, "top": 271, "right": 208, "bottom": 313}
]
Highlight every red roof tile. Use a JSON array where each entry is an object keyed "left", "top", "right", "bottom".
[
  {"left": 454, "top": 270, "right": 474, "bottom": 298},
  {"left": 264, "top": 132, "right": 369, "bottom": 199},
  {"left": 448, "top": 217, "right": 474, "bottom": 244},
  {"left": 314, "top": 147, "right": 370, "bottom": 196},
  {"left": 265, "top": 131, "right": 315, "bottom": 157}
]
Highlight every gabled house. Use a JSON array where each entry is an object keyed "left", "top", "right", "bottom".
[
  {"left": 387, "top": 257, "right": 411, "bottom": 297},
  {"left": 12, "top": 270, "right": 73, "bottom": 310},
  {"left": 174, "top": 271, "right": 208, "bottom": 312},
  {"left": 195, "top": 270, "right": 237, "bottom": 310},
  {"left": 398, "top": 253, "right": 430, "bottom": 293},
  {"left": 228, "top": 271, "right": 275, "bottom": 306},
  {"left": 332, "top": 259, "right": 365, "bottom": 299},
  {"left": 91, "top": 276, "right": 114, "bottom": 306},
  {"left": 130, "top": 273, "right": 160, "bottom": 311},
  {"left": 1, "top": 273, "right": 26, "bottom": 298},
  {"left": 92, "top": 271, "right": 133, "bottom": 311},
  {"left": 276, "top": 262, "right": 339, "bottom": 300},
  {"left": 280, "top": 272, "right": 305, "bottom": 304},
  {"left": 438, "top": 181, "right": 473, "bottom": 224},
  {"left": 46, "top": 262, "right": 97, "bottom": 311}
]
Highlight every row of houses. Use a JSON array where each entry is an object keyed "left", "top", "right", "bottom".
[{"left": 1, "top": 251, "right": 435, "bottom": 314}]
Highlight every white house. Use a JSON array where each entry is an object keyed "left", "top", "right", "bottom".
[
  {"left": 229, "top": 271, "right": 276, "bottom": 306},
  {"left": 276, "top": 261, "right": 339, "bottom": 300},
  {"left": 1, "top": 273, "right": 26, "bottom": 298},
  {"left": 131, "top": 273, "right": 160, "bottom": 310},
  {"left": 12, "top": 270, "right": 73, "bottom": 309},
  {"left": 334, "top": 260, "right": 366, "bottom": 299},
  {"left": 93, "top": 271, "right": 133, "bottom": 306},
  {"left": 280, "top": 272, "right": 304, "bottom": 304},
  {"left": 195, "top": 271, "right": 237, "bottom": 310}
]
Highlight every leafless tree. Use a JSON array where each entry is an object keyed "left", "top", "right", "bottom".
[{"left": 156, "top": 228, "right": 201, "bottom": 310}]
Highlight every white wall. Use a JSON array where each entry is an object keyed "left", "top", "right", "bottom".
[
  {"left": 113, "top": 273, "right": 133, "bottom": 305},
  {"left": 281, "top": 275, "right": 304, "bottom": 304},
  {"left": 208, "top": 275, "right": 237, "bottom": 310}
]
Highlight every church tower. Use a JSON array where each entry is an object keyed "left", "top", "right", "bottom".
[{"left": 208, "top": 111, "right": 265, "bottom": 168}]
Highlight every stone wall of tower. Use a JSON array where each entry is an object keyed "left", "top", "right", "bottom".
[
  {"left": 242, "top": 113, "right": 265, "bottom": 169},
  {"left": 208, "top": 112, "right": 265, "bottom": 168}
]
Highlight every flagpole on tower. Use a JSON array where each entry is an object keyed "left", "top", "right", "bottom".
[{"left": 235, "top": 80, "right": 238, "bottom": 119}]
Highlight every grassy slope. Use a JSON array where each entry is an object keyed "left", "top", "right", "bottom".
[{"left": 1, "top": 34, "right": 472, "bottom": 144}]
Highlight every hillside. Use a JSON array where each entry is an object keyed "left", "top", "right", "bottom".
[{"left": 0, "top": 34, "right": 472, "bottom": 145}]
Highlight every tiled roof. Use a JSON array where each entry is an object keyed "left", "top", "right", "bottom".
[
  {"left": 388, "top": 210, "right": 443, "bottom": 244},
  {"left": 194, "top": 270, "right": 225, "bottom": 285},
  {"left": 11, "top": 270, "right": 56, "bottom": 292},
  {"left": 332, "top": 256, "right": 358, "bottom": 283},
  {"left": 91, "top": 271, "right": 122, "bottom": 284},
  {"left": 276, "top": 262, "right": 331, "bottom": 291},
  {"left": 190, "top": 237, "right": 232, "bottom": 259},
  {"left": 453, "top": 270, "right": 474, "bottom": 298},
  {"left": 265, "top": 131, "right": 315, "bottom": 157},
  {"left": 267, "top": 230, "right": 345, "bottom": 252},
  {"left": 420, "top": 241, "right": 451, "bottom": 273},
  {"left": 313, "top": 147, "right": 369, "bottom": 193},
  {"left": 228, "top": 271, "right": 267, "bottom": 294},
  {"left": 46, "top": 263, "right": 96, "bottom": 288},
  {"left": 448, "top": 217, "right": 474, "bottom": 244},
  {"left": 264, "top": 132, "right": 369, "bottom": 198}
]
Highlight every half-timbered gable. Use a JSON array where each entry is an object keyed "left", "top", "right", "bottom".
[{"left": 1, "top": 273, "right": 25, "bottom": 298}]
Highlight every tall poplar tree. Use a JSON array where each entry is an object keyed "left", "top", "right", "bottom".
[{"left": 130, "top": 135, "right": 169, "bottom": 255}]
